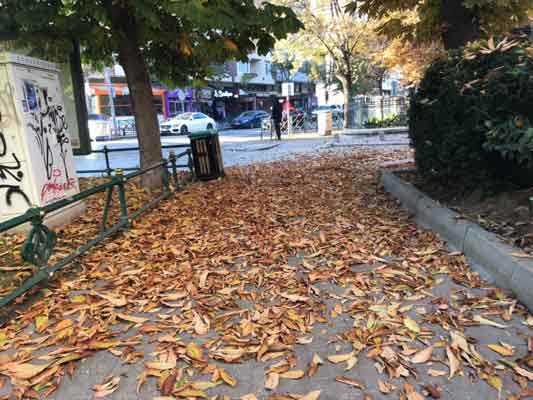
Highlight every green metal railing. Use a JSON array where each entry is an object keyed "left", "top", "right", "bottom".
[
  {"left": 76, "top": 144, "right": 193, "bottom": 175},
  {"left": 0, "top": 150, "right": 192, "bottom": 308}
]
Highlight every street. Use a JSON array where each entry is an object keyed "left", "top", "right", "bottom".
[{"left": 75, "top": 129, "right": 410, "bottom": 175}]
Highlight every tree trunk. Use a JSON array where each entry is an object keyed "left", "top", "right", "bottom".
[
  {"left": 107, "top": 2, "right": 164, "bottom": 189},
  {"left": 440, "top": 0, "right": 480, "bottom": 49},
  {"left": 339, "top": 75, "right": 353, "bottom": 129}
]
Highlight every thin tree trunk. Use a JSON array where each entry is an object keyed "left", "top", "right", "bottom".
[
  {"left": 107, "top": 2, "right": 163, "bottom": 189},
  {"left": 339, "top": 75, "right": 353, "bottom": 129},
  {"left": 440, "top": 0, "right": 480, "bottom": 49}
]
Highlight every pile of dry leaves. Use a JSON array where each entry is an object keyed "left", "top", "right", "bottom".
[{"left": 0, "top": 149, "right": 532, "bottom": 400}]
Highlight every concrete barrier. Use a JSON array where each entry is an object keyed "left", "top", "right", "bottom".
[{"left": 380, "top": 169, "right": 533, "bottom": 311}]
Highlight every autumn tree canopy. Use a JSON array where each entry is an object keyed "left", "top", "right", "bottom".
[
  {"left": 347, "top": 0, "right": 533, "bottom": 49},
  {"left": 1, "top": 0, "right": 301, "bottom": 188}
]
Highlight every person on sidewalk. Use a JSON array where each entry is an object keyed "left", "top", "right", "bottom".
[{"left": 271, "top": 96, "right": 282, "bottom": 140}]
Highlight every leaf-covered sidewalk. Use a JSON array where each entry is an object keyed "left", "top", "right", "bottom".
[{"left": 1, "top": 149, "right": 533, "bottom": 400}]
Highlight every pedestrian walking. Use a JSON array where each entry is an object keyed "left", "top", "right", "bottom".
[{"left": 271, "top": 96, "right": 282, "bottom": 140}]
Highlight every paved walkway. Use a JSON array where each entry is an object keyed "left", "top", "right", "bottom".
[{"left": 1, "top": 149, "right": 532, "bottom": 399}]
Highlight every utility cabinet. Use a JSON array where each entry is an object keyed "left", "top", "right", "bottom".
[{"left": 0, "top": 53, "right": 83, "bottom": 227}]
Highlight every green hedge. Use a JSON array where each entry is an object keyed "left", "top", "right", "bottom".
[
  {"left": 364, "top": 114, "right": 407, "bottom": 129},
  {"left": 409, "top": 36, "right": 533, "bottom": 184}
]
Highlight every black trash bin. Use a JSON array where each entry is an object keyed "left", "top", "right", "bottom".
[{"left": 189, "top": 130, "right": 224, "bottom": 181}]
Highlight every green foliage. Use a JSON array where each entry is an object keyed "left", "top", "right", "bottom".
[
  {"left": 409, "top": 36, "right": 533, "bottom": 184},
  {"left": 364, "top": 114, "right": 407, "bottom": 128},
  {"left": 347, "top": 0, "right": 532, "bottom": 48},
  {"left": 0, "top": 0, "right": 302, "bottom": 86}
]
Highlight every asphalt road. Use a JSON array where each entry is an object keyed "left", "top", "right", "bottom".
[{"left": 74, "top": 128, "right": 410, "bottom": 176}]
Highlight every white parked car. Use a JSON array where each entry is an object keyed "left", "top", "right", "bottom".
[
  {"left": 160, "top": 112, "right": 216, "bottom": 135},
  {"left": 88, "top": 113, "right": 111, "bottom": 141}
]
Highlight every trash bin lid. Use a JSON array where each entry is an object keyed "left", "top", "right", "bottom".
[{"left": 188, "top": 130, "right": 218, "bottom": 139}]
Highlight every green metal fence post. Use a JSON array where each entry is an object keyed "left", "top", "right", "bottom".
[
  {"left": 103, "top": 145, "right": 111, "bottom": 176},
  {"left": 115, "top": 168, "right": 129, "bottom": 227},
  {"left": 187, "top": 149, "right": 194, "bottom": 179},
  {"left": 162, "top": 158, "right": 171, "bottom": 194},
  {"left": 169, "top": 151, "right": 179, "bottom": 191},
  {"left": 100, "top": 185, "right": 115, "bottom": 233}
]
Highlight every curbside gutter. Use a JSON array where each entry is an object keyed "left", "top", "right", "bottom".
[{"left": 380, "top": 169, "right": 533, "bottom": 311}]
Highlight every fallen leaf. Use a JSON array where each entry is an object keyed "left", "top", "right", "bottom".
[
  {"left": 93, "top": 375, "right": 120, "bottom": 398},
  {"left": 404, "top": 316, "right": 420, "bottom": 333},
  {"left": 186, "top": 342, "right": 204, "bottom": 361},
  {"left": 424, "top": 384, "right": 442, "bottom": 399},
  {"left": 93, "top": 292, "right": 127, "bottom": 307},
  {"left": 328, "top": 352, "right": 355, "bottom": 364},
  {"left": 144, "top": 361, "right": 176, "bottom": 370},
  {"left": 411, "top": 345, "right": 433, "bottom": 364},
  {"left": 335, "top": 375, "right": 365, "bottom": 389},
  {"left": 279, "top": 369, "right": 305, "bottom": 379},
  {"left": 265, "top": 372, "right": 279, "bottom": 390},
  {"left": 116, "top": 313, "right": 148, "bottom": 324},
  {"left": 488, "top": 344, "right": 514, "bottom": 356},
  {"left": 175, "top": 388, "right": 207, "bottom": 398},
  {"left": 473, "top": 315, "right": 508, "bottom": 329},
  {"left": 5, "top": 362, "right": 50, "bottom": 380},
  {"left": 404, "top": 383, "right": 424, "bottom": 400},
  {"left": 241, "top": 395, "right": 258, "bottom": 400},
  {"left": 35, "top": 315, "right": 49, "bottom": 333},
  {"left": 446, "top": 346, "right": 460, "bottom": 379},
  {"left": 301, "top": 390, "right": 321, "bottom": 400},
  {"left": 427, "top": 369, "right": 447, "bottom": 377},
  {"left": 220, "top": 369, "right": 237, "bottom": 387},
  {"left": 280, "top": 292, "right": 310, "bottom": 302},
  {"left": 378, "top": 379, "right": 394, "bottom": 394},
  {"left": 485, "top": 374, "right": 502, "bottom": 394}
]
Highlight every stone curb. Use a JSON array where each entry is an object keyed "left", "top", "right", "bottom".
[
  {"left": 226, "top": 143, "right": 281, "bottom": 152},
  {"left": 343, "top": 127, "right": 408, "bottom": 136},
  {"left": 380, "top": 169, "right": 533, "bottom": 311}
]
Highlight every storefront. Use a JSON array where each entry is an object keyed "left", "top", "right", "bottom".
[{"left": 89, "top": 82, "right": 167, "bottom": 118}]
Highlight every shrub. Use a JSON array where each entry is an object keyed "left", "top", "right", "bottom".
[
  {"left": 409, "top": 36, "right": 533, "bottom": 184},
  {"left": 364, "top": 114, "right": 407, "bottom": 129}
]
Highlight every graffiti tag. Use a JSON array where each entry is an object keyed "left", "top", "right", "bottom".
[
  {"left": 40, "top": 168, "right": 76, "bottom": 203},
  {"left": 26, "top": 87, "right": 70, "bottom": 181},
  {"left": 0, "top": 130, "right": 31, "bottom": 207}
]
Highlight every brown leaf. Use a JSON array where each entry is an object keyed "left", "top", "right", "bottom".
[
  {"left": 335, "top": 376, "right": 365, "bottom": 389},
  {"left": 378, "top": 379, "right": 394, "bottom": 394},
  {"left": 279, "top": 369, "right": 305, "bottom": 379},
  {"left": 487, "top": 343, "right": 514, "bottom": 356},
  {"left": 144, "top": 361, "right": 176, "bottom": 370},
  {"left": 5, "top": 362, "right": 50, "bottom": 380},
  {"left": 328, "top": 352, "right": 355, "bottom": 364},
  {"left": 280, "top": 292, "right": 310, "bottom": 302},
  {"left": 424, "top": 384, "right": 442, "bottom": 399},
  {"left": 427, "top": 368, "right": 447, "bottom": 377},
  {"left": 220, "top": 368, "right": 237, "bottom": 387},
  {"left": 265, "top": 372, "right": 279, "bottom": 390},
  {"left": 301, "top": 391, "right": 321, "bottom": 400},
  {"left": 93, "top": 375, "right": 120, "bottom": 398},
  {"left": 161, "top": 372, "right": 177, "bottom": 396},
  {"left": 446, "top": 346, "right": 460, "bottom": 379},
  {"left": 186, "top": 342, "right": 204, "bottom": 361},
  {"left": 404, "top": 383, "right": 424, "bottom": 400},
  {"left": 411, "top": 345, "right": 433, "bottom": 364},
  {"left": 116, "top": 313, "right": 148, "bottom": 324}
]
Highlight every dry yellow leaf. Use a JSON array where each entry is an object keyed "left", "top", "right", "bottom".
[
  {"left": 279, "top": 370, "right": 305, "bottom": 379},
  {"left": 220, "top": 369, "right": 237, "bottom": 387},
  {"left": 487, "top": 344, "right": 514, "bottom": 356},
  {"left": 328, "top": 352, "right": 355, "bottom": 364},
  {"left": 404, "top": 316, "right": 420, "bottom": 333},
  {"left": 265, "top": 372, "right": 279, "bottom": 390},
  {"left": 411, "top": 345, "right": 433, "bottom": 364}
]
